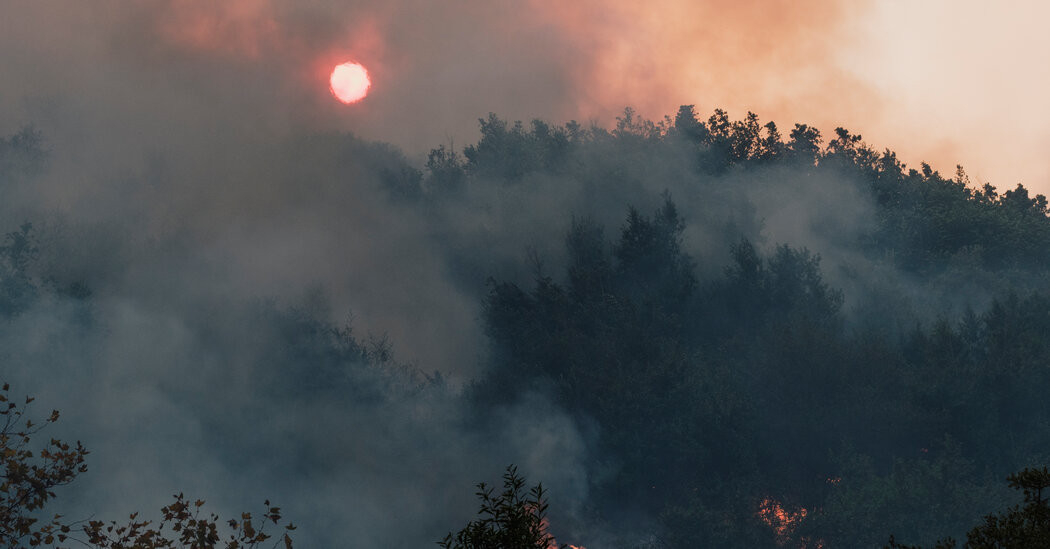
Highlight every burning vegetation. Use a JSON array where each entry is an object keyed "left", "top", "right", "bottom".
[{"left": 5, "top": 103, "right": 1050, "bottom": 546}]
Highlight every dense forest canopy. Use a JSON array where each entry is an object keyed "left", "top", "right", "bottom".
[{"left": 3, "top": 105, "right": 1050, "bottom": 547}]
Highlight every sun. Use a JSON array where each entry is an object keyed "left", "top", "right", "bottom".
[{"left": 330, "top": 62, "right": 370, "bottom": 104}]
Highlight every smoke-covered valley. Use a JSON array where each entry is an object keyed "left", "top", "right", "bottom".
[{"left": 6, "top": 98, "right": 1050, "bottom": 546}]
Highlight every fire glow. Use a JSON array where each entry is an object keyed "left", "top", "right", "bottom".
[{"left": 757, "top": 497, "right": 824, "bottom": 549}]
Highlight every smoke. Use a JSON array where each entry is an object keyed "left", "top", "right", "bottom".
[
  {"left": 0, "top": 0, "right": 883, "bottom": 157},
  {"left": 4, "top": 0, "right": 1048, "bottom": 191},
  {"left": 2, "top": 1, "right": 1045, "bottom": 546},
  {"left": 0, "top": 4, "right": 603, "bottom": 544}
]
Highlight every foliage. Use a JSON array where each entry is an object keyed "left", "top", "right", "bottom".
[
  {"left": 464, "top": 117, "right": 1050, "bottom": 544},
  {"left": 81, "top": 495, "right": 294, "bottom": 549},
  {"left": 427, "top": 144, "right": 467, "bottom": 194},
  {"left": 479, "top": 200, "right": 851, "bottom": 543},
  {"left": 463, "top": 114, "right": 573, "bottom": 180},
  {"left": 10, "top": 102, "right": 1050, "bottom": 547},
  {"left": 0, "top": 126, "right": 47, "bottom": 184},
  {"left": 886, "top": 467, "right": 1050, "bottom": 549},
  {"left": 0, "top": 382, "right": 86, "bottom": 547},
  {"left": 0, "top": 223, "right": 40, "bottom": 318},
  {"left": 439, "top": 465, "right": 563, "bottom": 549},
  {"left": 0, "top": 382, "right": 295, "bottom": 548},
  {"left": 428, "top": 107, "right": 1050, "bottom": 274}
]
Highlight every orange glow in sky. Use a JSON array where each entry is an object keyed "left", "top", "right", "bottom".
[
  {"left": 330, "top": 62, "right": 371, "bottom": 104},
  {"left": 4, "top": 1, "right": 1046, "bottom": 193},
  {"left": 534, "top": 0, "right": 1050, "bottom": 192}
]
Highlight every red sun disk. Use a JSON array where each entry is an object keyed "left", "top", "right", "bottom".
[{"left": 330, "top": 62, "right": 370, "bottom": 104}]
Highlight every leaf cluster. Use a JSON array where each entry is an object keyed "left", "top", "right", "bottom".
[
  {"left": 887, "top": 467, "right": 1050, "bottom": 549},
  {"left": 82, "top": 495, "right": 295, "bottom": 549},
  {"left": 439, "top": 465, "right": 564, "bottom": 549},
  {"left": 1, "top": 382, "right": 295, "bottom": 549},
  {"left": 0, "top": 382, "right": 87, "bottom": 547}
]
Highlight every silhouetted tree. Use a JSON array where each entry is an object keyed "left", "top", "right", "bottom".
[
  {"left": 426, "top": 143, "right": 467, "bottom": 194},
  {"left": 439, "top": 466, "right": 564, "bottom": 549},
  {"left": 670, "top": 105, "right": 709, "bottom": 144},
  {"left": 0, "top": 383, "right": 296, "bottom": 548},
  {"left": 887, "top": 468, "right": 1050, "bottom": 549},
  {"left": 0, "top": 223, "right": 39, "bottom": 317}
]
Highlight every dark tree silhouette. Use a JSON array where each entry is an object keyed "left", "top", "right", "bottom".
[
  {"left": 439, "top": 465, "right": 564, "bottom": 549},
  {"left": 887, "top": 468, "right": 1050, "bottom": 549},
  {"left": 0, "top": 382, "right": 296, "bottom": 548}
]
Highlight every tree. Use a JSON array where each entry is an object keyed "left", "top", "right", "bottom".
[
  {"left": 670, "top": 105, "right": 708, "bottom": 144},
  {"left": 0, "top": 382, "right": 295, "bottom": 548},
  {"left": 0, "top": 223, "right": 40, "bottom": 318},
  {"left": 613, "top": 195, "right": 697, "bottom": 309},
  {"left": 426, "top": 144, "right": 467, "bottom": 194},
  {"left": 439, "top": 465, "right": 564, "bottom": 549},
  {"left": 0, "top": 126, "right": 47, "bottom": 184},
  {"left": 0, "top": 382, "right": 85, "bottom": 546},
  {"left": 887, "top": 468, "right": 1050, "bottom": 549},
  {"left": 756, "top": 121, "right": 785, "bottom": 162},
  {"left": 787, "top": 123, "right": 822, "bottom": 164},
  {"left": 729, "top": 111, "right": 761, "bottom": 162}
]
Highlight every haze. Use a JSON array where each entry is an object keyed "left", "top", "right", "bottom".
[
  {"left": 3, "top": 2, "right": 1050, "bottom": 548},
  {"left": 2, "top": 1, "right": 1046, "bottom": 190}
]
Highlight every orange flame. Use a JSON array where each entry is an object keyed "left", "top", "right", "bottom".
[
  {"left": 758, "top": 497, "right": 808, "bottom": 544},
  {"left": 757, "top": 497, "right": 824, "bottom": 549}
]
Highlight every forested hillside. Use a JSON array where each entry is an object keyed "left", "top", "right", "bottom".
[{"left": 3, "top": 106, "right": 1050, "bottom": 547}]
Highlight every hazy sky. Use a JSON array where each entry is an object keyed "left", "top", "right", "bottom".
[
  {"left": 1, "top": 0, "right": 1047, "bottom": 188},
  {"left": 3, "top": 3, "right": 1046, "bottom": 545},
  {"left": 544, "top": 0, "right": 1050, "bottom": 191},
  {"left": 840, "top": 1, "right": 1050, "bottom": 191}
]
